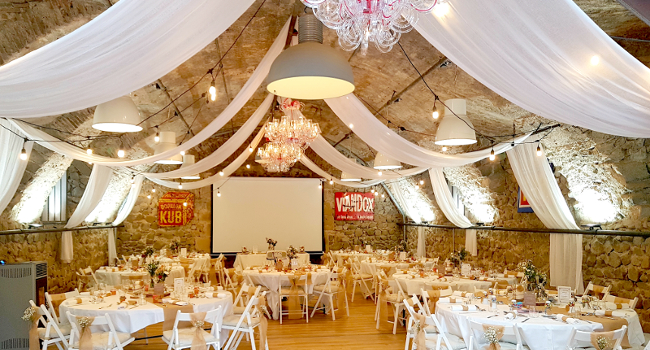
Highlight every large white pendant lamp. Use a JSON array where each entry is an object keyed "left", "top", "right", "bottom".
[
  {"left": 266, "top": 14, "right": 355, "bottom": 100},
  {"left": 434, "top": 99, "right": 477, "bottom": 146},
  {"left": 153, "top": 131, "right": 182, "bottom": 165},
  {"left": 373, "top": 152, "right": 402, "bottom": 170},
  {"left": 340, "top": 157, "right": 362, "bottom": 182},
  {"left": 180, "top": 154, "right": 201, "bottom": 180},
  {"left": 92, "top": 96, "right": 143, "bottom": 132}
]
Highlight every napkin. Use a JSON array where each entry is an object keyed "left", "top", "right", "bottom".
[
  {"left": 555, "top": 314, "right": 578, "bottom": 324},
  {"left": 595, "top": 310, "right": 627, "bottom": 317},
  {"left": 438, "top": 297, "right": 463, "bottom": 304},
  {"left": 162, "top": 298, "right": 173, "bottom": 304},
  {"left": 505, "top": 311, "right": 518, "bottom": 320},
  {"left": 605, "top": 302, "right": 630, "bottom": 310},
  {"left": 175, "top": 301, "right": 189, "bottom": 306},
  {"left": 452, "top": 291, "right": 474, "bottom": 298},
  {"left": 450, "top": 305, "right": 478, "bottom": 311},
  {"left": 217, "top": 293, "right": 229, "bottom": 298}
]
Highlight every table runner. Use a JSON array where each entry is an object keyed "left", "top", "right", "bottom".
[{"left": 551, "top": 307, "right": 629, "bottom": 348}]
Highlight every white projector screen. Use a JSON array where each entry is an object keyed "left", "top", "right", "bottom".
[{"left": 212, "top": 177, "right": 323, "bottom": 253}]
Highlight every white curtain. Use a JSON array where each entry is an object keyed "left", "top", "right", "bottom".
[
  {"left": 465, "top": 229, "right": 477, "bottom": 257},
  {"left": 4, "top": 18, "right": 290, "bottom": 167},
  {"left": 107, "top": 228, "right": 117, "bottom": 266},
  {"left": 60, "top": 231, "right": 73, "bottom": 263},
  {"left": 0, "top": 120, "right": 33, "bottom": 214},
  {"left": 325, "top": 94, "right": 530, "bottom": 168},
  {"left": 428, "top": 168, "right": 473, "bottom": 228},
  {"left": 0, "top": 0, "right": 255, "bottom": 118},
  {"left": 65, "top": 165, "right": 114, "bottom": 228},
  {"left": 309, "top": 136, "right": 427, "bottom": 179},
  {"left": 112, "top": 175, "right": 143, "bottom": 226},
  {"left": 414, "top": 0, "right": 650, "bottom": 138},
  {"left": 299, "top": 157, "right": 384, "bottom": 188},
  {"left": 416, "top": 226, "right": 426, "bottom": 258},
  {"left": 506, "top": 143, "right": 583, "bottom": 292}
]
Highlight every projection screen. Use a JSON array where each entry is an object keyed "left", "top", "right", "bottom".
[{"left": 212, "top": 177, "right": 323, "bottom": 253}]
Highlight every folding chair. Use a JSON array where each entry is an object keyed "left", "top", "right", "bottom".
[
  {"left": 66, "top": 312, "right": 134, "bottom": 350},
  {"left": 566, "top": 326, "right": 627, "bottom": 350},
  {"left": 162, "top": 306, "right": 224, "bottom": 350}
]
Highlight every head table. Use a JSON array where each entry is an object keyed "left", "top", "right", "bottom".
[
  {"left": 392, "top": 273, "right": 519, "bottom": 294},
  {"left": 234, "top": 252, "right": 310, "bottom": 270},
  {"left": 436, "top": 297, "right": 644, "bottom": 350}
]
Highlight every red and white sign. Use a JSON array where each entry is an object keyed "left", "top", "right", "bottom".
[
  {"left": 335, "top": 192, "right": 374, "bottom": 221},
  {"left": 158, "top": 192, "right": 194, "bottom": 227}
]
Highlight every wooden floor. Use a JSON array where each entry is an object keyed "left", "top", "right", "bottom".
[{"left": 126, "top": 291, "right": 407, "bottom": 350}]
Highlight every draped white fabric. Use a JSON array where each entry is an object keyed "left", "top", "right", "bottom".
[
  {"left": 309, "top": 137, "right": 428, "bottom": 179},
  {"left": 65, "top": 165, "right": 114, "bottom": 228},
  {"left": 428, "top": 168, "right": 473, "bottom": 228},
  {"left": 325, "top": 94, "right": 531, "bottom": 167},
  {"left": 414, "top": 0, "right": 650, "bottom": 138},
  {"left": 299, "top": 157, "right": 384, "bottom": 188},
  {"left": 0, "top": 0, "right": 255, "bottom": 118},
  {"left": 387, "top": 181, "right": 434, "bottom": 223},
  {"left": 112, "top": 175, "right": 143, "bottom": 226},
  {"left": 506, "top": 143, "right": 583, "bottom": 292},
  {"left": 60, "top": 231, "right": 73, "bottom": 263},
  {"left": 108, "top": 228, "right": 117, "bottom": 266},
  {"left": 0, "top": 120, "right": 32, "bottom": 215},
  {"left": 465, "top": 229, "right": 477, "bottom": 257},
  {"left": 416, "top": 226, "right": 426, "bottom": 258}
]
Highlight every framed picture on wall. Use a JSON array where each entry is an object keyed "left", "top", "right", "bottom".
[{"left": 517, "top": 187, "right": 533, "bottom": 213}]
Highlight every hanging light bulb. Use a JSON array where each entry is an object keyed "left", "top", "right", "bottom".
[
  {"left": 246, "top": 164, "right": 251, "bottom": 169},
  {"left": 154, "top": 128, "right": 160, "bottom": 143},
  {"left": 19, "top": 146, "right": 28, "bottom": 161},
  {"left": 489, "top": 148, "right": 496, "bottom": 161},
  {"left": 208, "top": 77, "right": 217, "bottom": 102},
  {"left": 147, "top": 194, "right": 152, "bottom": 199},
  {"left": 420, "top": 180, "right": 425, "bottom": 186},
  {"left": 180, "top": 150, "right": 185, "bottom": 156},
  {"left": 219, "top": 171, "right": 224, "bottom": 177},
  {"left": 318, "top": 183, "right": 322, "bottom": 190},
  {"left": 329, "top": 179, "right": 334, "bottom": 185},
  {"left": 349, "top": 123, "right": 354, "bottom": 129},
  {"left": 217, "top": 190, "right": 222, "bottom": 197},
  {"left": 381, "top": 194, "right": 385, "bottom": 198},
  {"left": 432, "top": 98, "right": 439, "bottom": 119},
  {"left": 378, "top": 171, "right": 382, "bottom": 176},
  {"left": 117, "top": 150, "right": 125, "bottom": 158},
  {"left": 537, "top": 144, "right": 543, "bottom": 156},
  {"left": 249, "top": 146, "right": 254, "bottom": 153},
  {"left": 178, "top": 183, "right": 183, "bottom": 189},
  {"left": 442, "top": 146, "right": 448, "bottom": 152},
  {"left": 86, "top": 148, "right": 93, "bottom": 155},
  {"left": 152, "top": 188, "right": 156, "bottom": 193},
  {"left": 374, "top": 190, "right": 379, "bottom": 196},
  {"left": 183, "top": 202, "right": 188, "bottom": 207},
  {"left": 370, "top": 189, "right": 375, "bottom": 193}
]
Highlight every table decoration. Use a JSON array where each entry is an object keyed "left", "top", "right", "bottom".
[
  {"left": 449, "top": 248, "right": 468, "bottom": 268},
  {"left": 241, "top": 246, "right": 249, "bottom": 254},
  {"left": 142, "top": 246, "right": 155, "bottom": 259},
  {"left": 484, "top": 325, "right": 503, "bottom": 350},
  {"left": 21, "top": 306, "right": 39, "bottom": 350},
  {"left": 146, "top": 261, "right": 160, "bottom": 288},
  {"left": 169, "top": 240, "right": 180, "bottom": 255}
]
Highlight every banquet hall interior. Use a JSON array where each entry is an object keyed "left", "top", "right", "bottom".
[{"left": 2, "top": 0, "right": 650, "bottom": 349}]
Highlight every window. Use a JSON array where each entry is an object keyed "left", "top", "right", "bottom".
[{"left": 41, "top": 174, "right": 67, "bottom": 222}]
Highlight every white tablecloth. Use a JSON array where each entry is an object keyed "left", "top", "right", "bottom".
[
  {"left": 242, "top": 269, "right": 329, "bottom": 319},
  {"left": 392, "top": 274, "right": 500, "bottom": 294},
  {"left": 332, "top": 252, "right": 371, "bottom": 264},
  {"left": 94, "top": 269, "right": 149, "bottom": 287},
  {"left": 436, "top": 301, "right": 644, "bottom": 350},
  {"left": 360, "top": 261, "right": 436, "bottom": 276},
  {"left": 59, "top": 294, "right": 233, "bottom": 334},
  {"left": 234, "top": 253, "right": 310, "bottom": 270}
]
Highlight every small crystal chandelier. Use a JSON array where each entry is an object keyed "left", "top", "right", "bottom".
[
  {"left": 256, "top": 142, "right": 302, "bottom": 173},
  {"left": 301, "top": 0, "right": 441, "bottom": 53}
]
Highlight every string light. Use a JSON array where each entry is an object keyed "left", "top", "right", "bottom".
[
  {"left": 217, "top": 190, "right": 221, "bottom": 197},
  {"left": 147, "top": 194, "right": 152, "bottom": 199},
  {"left": 154, "top": 128, "right": 160, "bottom": 143},
  {"left": 378, "top": 171, "right": 382, "bottom": 176},
  {"left": 318, "top": 183, "right": 322, "bottom": 190},
  {"left": 370, "top": 189, "right": 375, "bottom": 193},
  {"left": 152, "top": 188, "right": 156, "bottom": 193},
  {"left": 329, "top": 179, "right": 334, "bottom": 185},
  {"left": 381, "top": 193, "right": 385, "bottom": 198},
  {"left": 86, "top": 148, "right": 93, "bottom": 155},
  {"left": 442, "top": 146, "right": 448, "bottom": 152},
  {"left": 178, "top": 183, "right": 183, "bottom": 189},
  {"left": 180, "top": 150, "right": 185, "bottom": 156},
  {"left": 590, "top": 55, "right": 600, "bottom": 66},
  {"left": 537, "top": 144, "right": 543, "bottom": 156},
  {"left": 419, "top": 180, "right": 424, "bottom": 185},
  {"left": 348, "top": 123, "right": 354, "bottom": 129},
  {"left": 208, "top": 74, "right": 217, "bottom": 102},
  {"left": 19, "top": 143, "right": 28, "bottom": 161},
  {"left": 183, "top": 202, "right": 188, "bottom": 207},
  {"left": 219, "top": 171, "right": 224, "bottom": 176},
  {"left": 246, "top": 164, "right": 251, "bottom": 169},
  {"left": 489, "top": 148, "right": 495, "bottom": 161},
  {"left": 117, "top": 150, "right": 125, "bottom": 158},
  {"left": 248, "top": 146, "right": 254, "bottom": 153},
  {"left": 431, "top": 97, "right": 439, "bottom": 119}
]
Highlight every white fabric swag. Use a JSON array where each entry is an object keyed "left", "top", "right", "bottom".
[
  {"left": 416, "top": 226, "right": 426, "bottom": 258},
  {"left": 325, "top": 94, "right": 531, "bottom": 168},
  {"left": 299, "top": 157, "right": 384, "bottom": 189},
  {"left": 60, "top": 231, "right": 73, "bottom": 263},
  {"left": 108, "top": 228, "right": 118, "bottom": 266},
  {"left": 0, "top": 0, "right": 255, "bottom": 118},
  {"left": 112, "top": 175, "right": 143, "bottom": 226},
  {"left": 0, "top": 120, "right": 33, "bottom": 215},
  {"left": 5, "top": 19, "right": 291, "bottom": 167},
  {"left": 65, "top": 165, "right": 114, "bottom": 228},
  {"left": 465, "top": 229, "right": 477, "bottom": 257},
  {"left": 414, "top": 0, "right": 650, "bottom": 138},
  {"left": 506, "top": 143, "right": 583, "bottom": 293}
]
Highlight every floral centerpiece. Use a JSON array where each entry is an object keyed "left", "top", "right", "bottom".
[
  {"left": 287, "top": 245, "right": 298, "bottom": 260},
  {"left": 266, "top": 238, "right": 277, "bottom": 251},
  {"left": 146, "top": 261, "right": 160, "bottom": 288},
  {"left": 141, "top": 246, "right": 155, "bottom": 259},
  {"left": 449, "top": 248, "right": 468, "bottom": 267},
  {"left": 518, "top": 260, "right": 547, "bottom": 294},
  {"left": 155, "top": 265, "right": 169, "bottom": 284},
  {"left": 595, "top": 336, "right": 611, "bottom": 350},
  {"left": 169, "top": 241, "right": 180, "bottom": 255},
  {"left": 299, "top": 246, "right": 305, "bottom": 253}
]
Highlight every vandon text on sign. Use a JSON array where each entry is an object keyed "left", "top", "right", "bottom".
[
  {"left": 335, "top": 192, "right": 374, "bottom": 221},
  {"left": 158, "top": 191, "right": 194, "bottom": 227}
]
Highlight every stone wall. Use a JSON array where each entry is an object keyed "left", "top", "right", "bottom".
[{"left": 0, "top": 228, "right": 109, "bottom": 293}]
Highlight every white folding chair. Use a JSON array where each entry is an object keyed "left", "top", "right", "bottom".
[
  {"left": 311, "top": 268, "right": 349, "bottom": 320},
  {"left": 602, "top": 294, "right": 638, "bottom": 309},
  {"left": 162, "top": 307, "right": 224, "bottom": 350},
  {"left": 375, "top": 275, "right": 406, "bottom": 335},
  {"left": 33, "top": 303, "right": 71, "bottom": 350},
  {"left": 351, "top": 260, "right": 374, "bottom": 302},
  {"left": 566, "top": 326, "right": 627, "bottom": 350},
  {"left": 468, "top": 320, "right": 527, "bottom": 350},
  {"left": 66, "top": 311, "right": 134, "bottom": 350},
  {"left": 82, "top": 267, "right": 99, "bottom": 286},
  {"left": 222, "top": 292, "right": 268, "bottom": 350},
  {"left": 279, "top": 274, "right": 310, "bottom": 324},
  {"left": 403, "top": 297, "right": 466, "bottom": 350},
  {"left": 584, "top": 281, "right": 611, "bottom": 299}
]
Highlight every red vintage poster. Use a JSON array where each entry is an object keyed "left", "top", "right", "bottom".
[
  {"left": 335, "top": 192, "right": 375, "bottom": 221},
  {"left": 158, "top": 192, "right": 194, "bottom": 226}
]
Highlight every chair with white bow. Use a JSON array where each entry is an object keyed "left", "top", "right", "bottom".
[
  {"left": 65, "top": 311, "right": 134, "bottom": 350},
  {"left": 162, "top": 306, "right": 224, "bottom": 350},
  {"left": 403, "top": 296, "right": 466, "bottom": 350},
  {"left": 566, "top": 326, "right": 627, "bottom": 350},
  {"left": 467, "top": 320, "right": 527, "bottom": 350},
  {"left": 29, "top": 300, "right": 71, "bottom": 350},
  {"left": 222, "top": 292, "right": 269, "bottom": 350}
]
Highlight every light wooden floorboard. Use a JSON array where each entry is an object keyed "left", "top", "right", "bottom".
[{"left": 125, "top": 291, "right": 407, "bottom": 349}]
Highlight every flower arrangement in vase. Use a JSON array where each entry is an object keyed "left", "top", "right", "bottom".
[
  {"left": 169, "top": 241, "right": 180, "bottom": 255},
  {"left": 518, "top": 260, "right": 547, "bottom": 295},
  {"left": 146, "top": 261, "right": 160, "bottom": 288},
  {"left": 449, "top": 248, "right": 468, "bottom": 267},
  {"left": 287, "top": 245, "right": 298, "bottom": 260},
  {"left": 142, "top": 246, "right": 155, "bottom": 259},
  {"left": 266, "top": 238, "right": 277, "bottom": 251}
]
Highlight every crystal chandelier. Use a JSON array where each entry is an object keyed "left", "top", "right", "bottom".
[
  {"left": 301, "top": 0, "right": 440, "bottom": 53},
  {"left": 256, "top": 142, "right": 302, "bottom": 173}
]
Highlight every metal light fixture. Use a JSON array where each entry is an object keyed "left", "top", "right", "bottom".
[
  {"left": 434, "top": 99, "right": 477, "bottom": 146},
  {"left": 92, "top": 96, "right": 143, "bottom": 133},
  {"left": 373, "top": 152, "right": 402, "bottom": 170},
  {"left": 154, "top": 131, "right": 183, "bottom": 165},
  {"left": 266, "top": 14, "right": 355, "bottom": 100},
  {"left": 180, "top": 154, "right": 201, "bottom": 180}
]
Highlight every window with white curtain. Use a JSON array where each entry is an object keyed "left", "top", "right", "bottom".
[{"left": 41, "top": 174, "right": 67, "bottom": 222}]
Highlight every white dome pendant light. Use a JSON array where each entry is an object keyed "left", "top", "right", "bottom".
[
  {"left": 92, "top": 96, "right": 143, "bottom": 132},
  {"left": 373, "top": 152, "right": 402, "bottom": 170},
  {"left": 266, "top": 13, "right": 355, "bottom": 100},
  {"left": 180, "top": 154, "right": 201, "bottom": 179},
  {"left": 153, "top": 131, "right": 183, "bottom": 165},
  {"left": 434, "top": 99, "right": 477, "bottom": 146}
]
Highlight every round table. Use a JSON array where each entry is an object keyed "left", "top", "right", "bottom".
[
  {"left": 59, "top": 294, "right": 233, "bottom": 334},
  {"left": 242, "top": 268, "right": 330, "bottom": 319},
  {"left": 332, "top": 252, "right": 372, "bottom": 264},
  {"left": 436, "top": 300, "right": 644, "bottom": 350},
  {"left": 233, "top": 253, "right": 310, "bottom": 270},
  {"left": 392, "top": 274, "right": 499, "bottom": 294},
  {"left": 361, "top": 260, "right": 436, "bottom": 276},
  {"left": 94, "top": 269, "right": 149, "bottom": 287}
]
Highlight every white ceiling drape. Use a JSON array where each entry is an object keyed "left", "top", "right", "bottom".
[
  {"left": 298, "top": 157, "right": 384, "bottom": 189},
  {"left": 414, "top": 0, "right": 650, "bottom": 138},
  {"left": 428, "top": 168, "right": 473, "bottom": 228},
  {"left": 325, "top": 94, "right": 531, "bottom": 168},
  {"left": 65, "top": 165, "right": 114, "bottom": 228},
  {"left": 112, "top": 175, "right": 144, "bottom": 226},
  {"left": 0, "top": 0, "right": 255, "bottom": 118},
  {"left": 0, "top": 120, "right": 33, "bottom": 215}
]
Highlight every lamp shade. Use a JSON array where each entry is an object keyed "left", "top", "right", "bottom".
[
  {"left": 180, "top": 154, "right": 200, "bottom": 179},
  {"left": 373, "top": 152, "right": 402, "bottom": 170},
  {"left": 153, "top": 131, "right": 182, "bottom": 165},
  {"left": 92, "top": 96, "right": 143, "bottom": 132},
  {"left": 434, "top": 99, "right": 477, "bottom": 146},
  {"left": 340, "top": 171, "right": 361, "bottom": 182}
]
